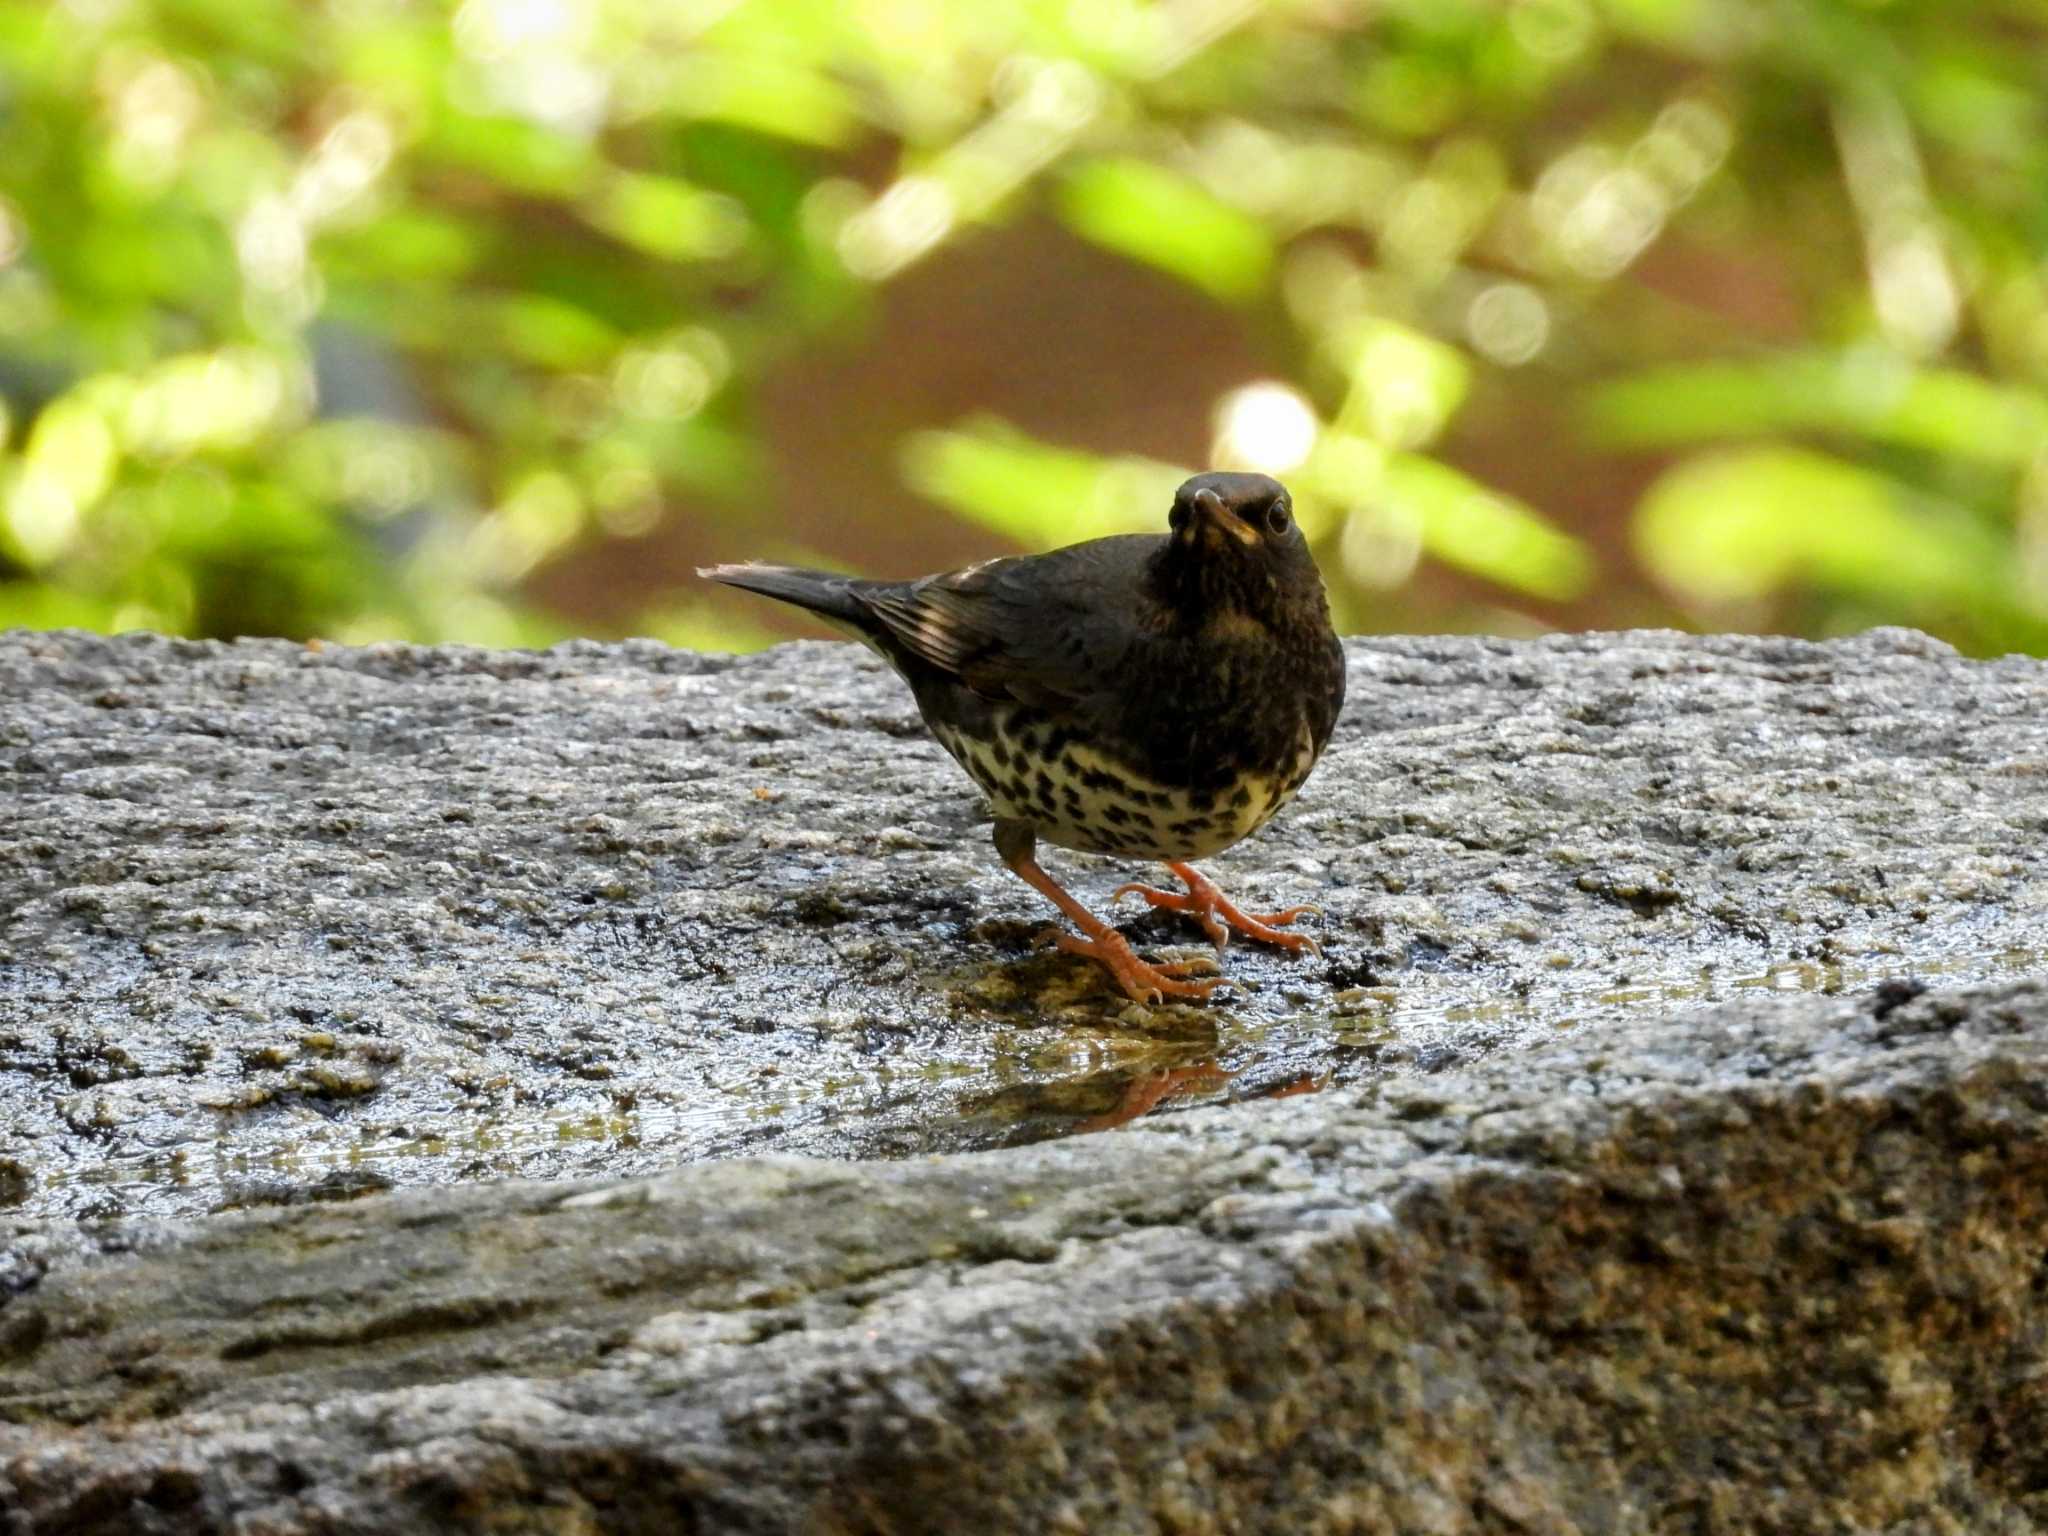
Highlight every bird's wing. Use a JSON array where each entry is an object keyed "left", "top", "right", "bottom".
[{"left": 857, "top": 534, "right": 1163, "bottom": 708}]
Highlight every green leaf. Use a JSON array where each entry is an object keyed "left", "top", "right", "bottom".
[
  {"left": 900, "top": 419, "right": 1187, "bottom": 550},
  {"left": 1381, "top": 454, "right": 1595, "bottom": 599},
  {"left": 0, "top": 580, "right": 122, "bottom": 632},
  {"left": 421, "top": 109, "right": 596, "bottom": 196},
  {"left": 662, "top": 56, "right": 856, "bottom": 148},
  {"left": 324, "top": 209, "right": 483, "bottom": 281},
  {"left": 635, "top": 600, "right": 782, "bottom": 654},
  {"left": 1632, "top": 446, "right": 2007, "bottom": 607},
  {"left": 582, "top": 173, "right": 750, "bottom": 262},
  {"left": 1334, "top": 320, "right": 1472, "bottom": 449},
  {"left": 1055, "top": 159, "right": 1274, "bottom": 303},
  {"left": 493, "top": 295, "right": 620, "bottom": 370},
  {"left": 1583, "top": 353, "right": 2048, "bottom": 468}
]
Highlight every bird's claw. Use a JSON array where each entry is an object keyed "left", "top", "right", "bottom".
[
  {"left": 1114, "top": 873, "right": 1322, "bottom": 956},
  {"left": 1258, "top": 909, "right": 1323, "bottom": 957},
  {"left": 1113, "top": 880, "right": 1226, "bottom": 951},
  {"left": 1033, "top": 926, "right": 1227, "bottom": 1005}
]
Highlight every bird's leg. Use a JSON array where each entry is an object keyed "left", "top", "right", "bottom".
[
  {"left": 994, "top": 821, "right": 1224, "bottom": 1006},
  {"left": 1112, "top": 861, "right": 1321, "bottom": 955}
]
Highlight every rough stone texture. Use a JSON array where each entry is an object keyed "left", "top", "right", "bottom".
[
  {"left": 3, "top": 627, "right": 2048, "bottom": 1532},
  {"left": 2, "top": 628, "right": 2045, "bottom": 1222},
  {"left": 4, "top": 981, "right": 2048, "bottom": 1532}
]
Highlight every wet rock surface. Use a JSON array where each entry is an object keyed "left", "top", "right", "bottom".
[
  {"left": 3, "top": 627, "right": 2048, "bottom": 1530},
  {"left": 0, "top": 626, "right": 2045, "bottom": 1222},
  {"left": 5, "top": 980, "right": 2048, "bottom": 1532}
]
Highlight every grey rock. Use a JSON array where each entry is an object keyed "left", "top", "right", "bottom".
[
  {"left": 2, "top": 628, "right": 2045, "bottom": 1222},
  {"left": 2, "top": 627, "right": 2048, "bottom": 1531},
  {"left": 4, "top": 981, "right": 2048, "bottom": 1532}
]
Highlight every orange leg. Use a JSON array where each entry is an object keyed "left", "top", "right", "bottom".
[
  {"left": 995, "top": 821, "right": 1224, "bottom": 1006},
  {"left": 1112, "top": 861, "right": 1321, "bottom": 955}
]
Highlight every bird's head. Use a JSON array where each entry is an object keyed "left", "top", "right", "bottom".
[{"left": 1154, "top": 471, "right": 1325, "bottom": 629}]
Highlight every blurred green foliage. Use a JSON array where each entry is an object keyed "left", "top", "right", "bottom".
[{"left": 1, "top": 0, "right": 2046, "bottom": 652}]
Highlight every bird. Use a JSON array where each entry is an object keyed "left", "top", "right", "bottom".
[{"left": 700, "top": 471, "right": 1346, "bottom": 1004}]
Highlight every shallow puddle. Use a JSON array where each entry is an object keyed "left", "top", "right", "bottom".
[{"left": 24, "top": 939, "right": 2042, "bottom": 1222}]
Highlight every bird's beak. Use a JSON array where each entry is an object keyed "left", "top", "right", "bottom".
[{"left": 1193, "top": 487, "right": 1259, "bottom": 548}]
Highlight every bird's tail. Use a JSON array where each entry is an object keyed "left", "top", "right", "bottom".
[{"left": 698, "top": 562, "right": 877, "bottom": 636}]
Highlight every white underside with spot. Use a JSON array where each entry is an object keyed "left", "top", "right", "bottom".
[{"left": 930, "top": 719, "right": 1318, "bottom": 862}]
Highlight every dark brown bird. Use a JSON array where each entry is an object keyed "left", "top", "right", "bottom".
[{"left": 700, "top": 471, "right": 1346, "bottom": 1003}]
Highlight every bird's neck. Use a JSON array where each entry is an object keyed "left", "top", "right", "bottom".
[
  {"left": 1144, "top": 548, "right": 1336, "bottom": 654},
  {"left": 1143, "top": 544, "right": 1276, "bottom": 634}
]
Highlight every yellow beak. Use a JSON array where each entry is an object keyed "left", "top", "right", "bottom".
[{"left": 1194, "top": 487, "right": 1259, "bottom": 548}]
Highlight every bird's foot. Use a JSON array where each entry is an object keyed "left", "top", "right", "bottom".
[
  {"left": 1112, "top": 862, "right": 1321, "bottom": 955},
  {"left": 1032, "top": 926, "right": 1225, "bottom": 1006}
]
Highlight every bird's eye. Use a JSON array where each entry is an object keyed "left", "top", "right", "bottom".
[
  {"left": 1264, "top": 502, "right": 1291, "bottom": 536},
  {"left": 1168, "top": 502, "right": 1190, "bottom": 533}
]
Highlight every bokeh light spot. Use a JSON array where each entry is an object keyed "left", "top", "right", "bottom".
[
  {"left": 237, "top": 196, "right": 308, "bottom": 294},
  {"left": 1213, "top": 382, "right": 1319, "bottom": 475},
  {"left": 1340, "top": 500, "right": 1423, "bottom": 592},
  {"left": 614, "top": 348, "right": 711, "bottom": 420},
  {"left": 837, "top": 176, "right": 956, "bottom": 280},
  {"left": 1510, "top": 0, "right": 1596, "bottom": 62},
  {"left": 1467, "top": 284, "right": 1550, "bottom": 366},
  {"left": 103, "top": 53, "right": 205, "bottom": 184}
]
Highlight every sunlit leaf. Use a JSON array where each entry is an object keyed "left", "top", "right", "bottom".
[
  {"left": 583, "top": 173, "right": 751, "bottom": 262},
  {"left": 1334, "top": 320, "right": 1472, "bottom": 449},
  {"left": 0, "top": 2, "right": 64, "bottom": 73},
  {"left": 901, "top": 419, "right": 1187, "bottom": 550},
  {"left": 421, "top": 110, "right": 596, "bottom": 195},
  {"left": 635, "top": 600, "right": 783, "bottom": 654},
  {"left": 1595, "top": 0, "right": 1716, "bottom": 50},
  {"left": 1356, "top": 54, "right": 1467, "bottom": 137},
  {"left": 660, "top": 55, "right": 857, "bottom": 148},
  {"left": 1055, "top": 159, "right": 1274, "bottom": 303},
  {"left": 0, "top": 581, "right": 123, "bottom": 632},
  {"left": 493, "top": 295, "right": 620, "bottom": 370},
  {"left": 324, "top": 209, "right": 483, "bottom": 281},
  {"left": 1633, "top": 446, "right": 2007, "bottom": 607},
  {"left": 1584, "top": 353, "right": 2048, "bottom": 468},
  {"left": 1381, "top": 454, "right": 1595, "bottom": 599}
]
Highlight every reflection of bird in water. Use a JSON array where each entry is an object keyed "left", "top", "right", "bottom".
[
  {"left": 1076, "top": 1062, "right": 1235, "bottom": 1133},
  {"left": 1077, "top": 1063, "right": 1330, "bottom": 1133},
  {"left": 702, "top": 471, "right": 1346, "bottom": 1004}
]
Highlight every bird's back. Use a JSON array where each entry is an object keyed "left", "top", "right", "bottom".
[
  {"left": 707, "top": 526, "right": 1344, "bottom": 860},
  {"left": 892, "top": 540, "right": 1342, "bottom": 860}
]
